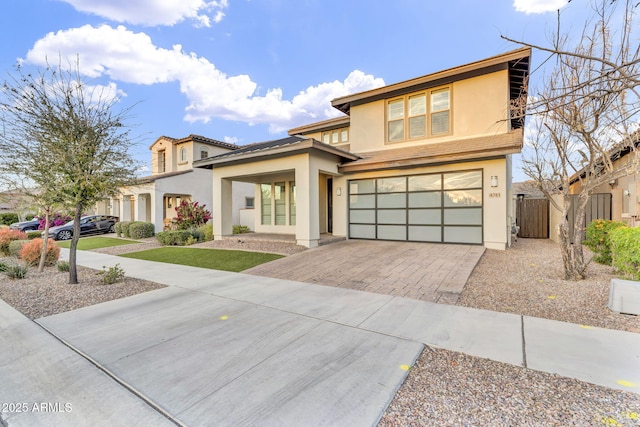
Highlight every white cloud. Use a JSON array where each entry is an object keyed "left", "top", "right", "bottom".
[
  {"left": 224, "top": 136, "right": 239, "bottom": 144},
  {"left": 58, "top": 0, "right": 229, "bottom": 27},
  {"left": 513, "top": 0, "right": 569, "bottom": 14},
  {"left": 25, "top": 25, "right": 385, "bottom": 133}
]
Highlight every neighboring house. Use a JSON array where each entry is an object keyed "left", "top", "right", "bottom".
[
  {"left": 95, "top": 134, "right": 255, "bottom": 233},
  {"left": 195, "top": 48, "right": 531, "bottom": 249},
  {"left": 565, "top": 139, "right": 640, "bottom": 228}
]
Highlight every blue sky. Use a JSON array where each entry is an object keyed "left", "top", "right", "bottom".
[{"left": 1, "top": 0, "right": 581, "bottom": 180}]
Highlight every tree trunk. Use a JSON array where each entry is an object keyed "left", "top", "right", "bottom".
[
  {"left": 68, "top": 203, "right": 83, "bottom": 284},
  {"left": 556, "top": 195, "right": 587, "bottom": 280},
  {"left": 37, "top": 211, "right": 50, "bottom": 272}
]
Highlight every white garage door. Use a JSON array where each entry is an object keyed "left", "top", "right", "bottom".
[{"left": 348, "top": 170, "right": 483, "bottom": 244}]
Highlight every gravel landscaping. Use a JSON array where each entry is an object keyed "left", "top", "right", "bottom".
[{"left": 1, "top": 236, "right": 639, "bottom": 426}]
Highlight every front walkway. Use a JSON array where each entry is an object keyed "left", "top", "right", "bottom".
[{"left": 245, "top": 240, "right": 485, "bottom": 304}]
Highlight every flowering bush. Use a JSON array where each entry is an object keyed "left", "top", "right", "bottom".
[
  {"left": 174, "top": 200, "right": 211, "bottom": 230},
  {"left": 38, "top": 213, "right": 72, "bottom": 230},
  {"left": 19, "top": 238, "right": 60, "bottom": 267},
  {"left": 0, "top": 229, "right": 29, "bottom": 255}
]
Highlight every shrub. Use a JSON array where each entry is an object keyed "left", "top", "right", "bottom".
[
  {"left": 26, "top": 231, "right": 42, "bottom": 240},
  {"left": 119, "top": 221, "right": 132, "bottom": 238},
  {"left": 0, "top": 213, "right": 19, "bottom": 226},
  {"left": 19, "top": 238, "right": 60, "bottom": 267},
  {"left": 97, "top": 264, "right": 125, "bottom": 285},
  {"left": 39, "top": 213, "right": 72, "bottom": 230},
  {"left": 610, "top": 227, "right": 640, "bottom": 280},
  {"left": 25, "top": 214, "right": 36, "bottom": 221},
  {"left": 584, "top": 219, "right": 627, "bottom": 265},
  {"left": 5, "top": 264, "right": 28, "bottom": 279},
  {"left": 174, "top": 200, "right": 211, "bottom": 230},
  {"left": 156, "top": 230, "right": 194, "bottom": 246},
  {"left": 232, "top": 225, "right": 251, "bottom": 234},
  {"left": 129, "top": 221, "right": 155, "bottom": 239},
  {"left": 57, "top": 260, "right": 70, "bottom": 272},
  {"left": 0, "top": 261, "right": 8, "bottom": 272},
  {"left": 198, "top": 223, "right": 214, "bottom": 241},
  {"left": 0, "top": 229, "right": 28, "bottom": 255},
  {"left": 8, "top": 240, "right": 29, "bottom": 257},
  {"left": 114, "top": 221, "right": 122, "bottom": 237}
]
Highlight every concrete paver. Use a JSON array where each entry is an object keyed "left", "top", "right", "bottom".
[{"left": 245, "top": 240, "right": 485, "bottom": 303}]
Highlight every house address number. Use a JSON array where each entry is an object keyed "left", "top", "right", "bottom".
[{"left": 489, "top": 193, "right": 501, "bottom": 198}]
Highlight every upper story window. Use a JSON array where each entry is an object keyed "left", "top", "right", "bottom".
[
  {"left": 387, "top": 87, "right": 451, "bottom": 142},
  {"left": 200, "top": 147, "right": 209, "bottom": 159},
  {"left": 158, "top": 150, "right": 166, "bottom": 173},
  {"left": 322, "top": 128, "right": 349, "bottom": 145},
  {"left": 180, "top": 147, "right": 187, "bottom": 162}
]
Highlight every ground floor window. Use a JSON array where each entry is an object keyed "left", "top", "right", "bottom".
[
  {"left": 261, "top": 181, "right": 296, "bottom": 226},
  {"left": 261, "top": 184, "right": 271, "bottom": 225},
  {"left": 348, "top": 170, "right": 483, "bottom": 244}
]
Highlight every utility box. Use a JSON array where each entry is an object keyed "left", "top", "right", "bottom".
[{"left": 609, "top": 279, "right": 640, "bottom": 315}]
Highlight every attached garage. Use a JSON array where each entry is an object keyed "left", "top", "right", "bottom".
[{"left": 348, "top": 169, "right": 483, "bottom": 244}]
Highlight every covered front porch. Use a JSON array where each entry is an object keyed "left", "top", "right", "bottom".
[{"left": 195, "top": 137, "right": 358, "bottom": 248}]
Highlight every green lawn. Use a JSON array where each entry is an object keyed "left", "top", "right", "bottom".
[
  {"left": 119, "top": 247, "right": 283, "bottom": 272},
  {"left": 57, "top": 236, "right": 141, "bottom": 250}
]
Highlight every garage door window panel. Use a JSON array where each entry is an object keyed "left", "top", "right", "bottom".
[
  {"left": 408, "top": 226, "right": 441, "bottom": 242},
  {"left": 408, "top": 192, "right": 441, "bottom": 208},
  {"left": 444, "top": 190, "right": 482, "bottom": 207},
  {"left": 378, "top": 193, "right": 406, "bottom": 208},
  {"left": 377, "top": 177, "right": 406, "bottom": 193},
  {"left": 409, "top": 209, "right": 441, "bottom": 225},
  {"left": 350, "top": 210, "right": 376, "bottom": 224},
  {"left": 444, "top": 226, "right": 482, "bottom": 244},
  {"left": 350, "top": 224, "right": 376, "bottom": 239},
  {"left": 408, "top": 175, "right": 441, "bottom": 191},
  {"left": 444, "top": 208, "right": 482, "bottom": 225},
  {"left": 377, "top": 225, "right": 406, "bottom": 240},
  {"left": 444, "top": 171, "right": 482, "bottom": 189},
  {"left": 350, "top": 194, "right": 375, "bottom": 209},
  {"left": 378, "top": 209, "right": 406, "bottom": 224}
]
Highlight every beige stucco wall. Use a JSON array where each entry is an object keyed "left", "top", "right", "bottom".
[
  {"left": 332, "top": 157, "right": 511, "bottom": 250},
  {"left": 345, "top": 70, "right": 510, "bottom": 154}
]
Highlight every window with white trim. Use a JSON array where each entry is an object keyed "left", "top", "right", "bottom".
[
  {"left": 322, "top": 128, "right": 349, "bottom": 145},
  {"left": 200, "top": 147, "right": 209, "bottom": 159},
  {"left": 386, "top": 87, "right": 451, "bottom": 142},
  {"left": 180, "top": 147, "right": 187, "bottom": 162}
]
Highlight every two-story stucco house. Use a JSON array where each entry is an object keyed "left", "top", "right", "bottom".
[
  {"left": 96, "top": 134, "right": 255, "bottom": 233},
  {"left": 194, "top": 48, "right": 531, "bottom": 249}
]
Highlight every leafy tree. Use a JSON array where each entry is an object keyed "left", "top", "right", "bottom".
[
  {"left": 504, "top": 0, "right": 640, "bottom": 279},
  {"left": 0, "top": 59, "right": 140, "bottom": 283}
]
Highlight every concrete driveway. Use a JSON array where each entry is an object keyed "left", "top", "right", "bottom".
[{"left": 245, "top": 240, "right": 485, "bottom": 304}]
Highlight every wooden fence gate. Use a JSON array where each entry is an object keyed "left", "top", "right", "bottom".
[
  {"left": 516, "top": 198, "right": 549, "bottom": 238},
  {"left": 568, "top": 193, "right": 612, "bottom": 240}
]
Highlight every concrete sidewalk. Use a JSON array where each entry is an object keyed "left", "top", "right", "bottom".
[{"left": 2, "top": 249, "right": 640, "bottom": 426}]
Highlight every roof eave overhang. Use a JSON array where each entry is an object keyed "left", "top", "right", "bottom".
[
  {"left": 339, "top": 147, "right": 521, "bottom": 174},
  {"left": 194, "top": 139, "right": 360, "bottom": 169},
  {"left": 288, "top": 116, "right": 351, "bottom": 136},
  {"left": 332, "top": 47, "right": 531, "bottom": 115}
]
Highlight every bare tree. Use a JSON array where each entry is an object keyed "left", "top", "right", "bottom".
[
  {"left": 507, "top": 0, "right": 640, "bottom": 279},
  {"left": 0, "top": 59, "right": 140, "bottom": 283}
]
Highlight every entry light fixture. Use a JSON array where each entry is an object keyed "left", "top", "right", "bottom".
[
  {"left": 490, "top": 176, "right": 499, "bottom": 188},
  {"left": 337, "top": 187, "right": 342, "bottom": 196}
]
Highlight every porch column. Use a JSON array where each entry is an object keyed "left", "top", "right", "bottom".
[
  {"left": 121, "top": 196, "right": 132, "bottom": 221},
  {"left": 295, "top": 159, "right": 320, "bottom": 248},
  {"left": 213, "top": 173, "right": 233, "bottom": 240},
  {"left": 151, "top": 192, "right": 164, "bottom": 234},
  {"left": 136, "top": 194, "right": 147, "bottom": 222}
]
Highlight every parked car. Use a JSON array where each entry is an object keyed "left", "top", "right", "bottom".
[
  {"left": 46, "top": 215, "right": 119, "bottom": 241},
  {"left": 9, "top": 218, "right": 41, "bottom": 232}
]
